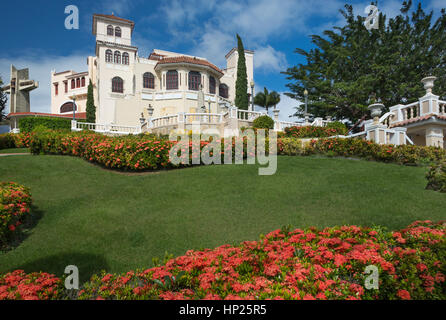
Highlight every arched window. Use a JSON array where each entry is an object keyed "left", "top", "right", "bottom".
[
  {"left": 115, "top": 27, "right": 121, "bottom": 37},
  {"left": 188, "top": 71, "right": 201, "bottom": 91},
  {"left": 105, "top": 49, "right": 113, "bottom": 63},
  {"left": 166, "top": 70, "right": 178, "bottom": 90},
  {"left": 81, "top": 77, "right": 86, "bottom": 87},
  {"left": 76, "top": 78, "right": 80, "bottom": 88},
  {"left": 107, "top": 25, "right": 114, "bottom": 36},
  {"left": 60, "top": 102, "right": 77, "bottom": 113},
  {"left": 143, "top": 72, "right": 155, "bottom": 89},
  {"left": 209, "top": 76, "right": 216, "bottom": 94},
  {"left": 112, "top": 77, "right": 124, "bottom": 93},
  {"left": 114, "top": 51, "right": 121, "bottom": 64},
  {"left": 71, "top": 79, "right": 75, "bottom": 89},
  {"left": 122, "top": 52, "right": 129, "bottom": 65},
  {"left": 219, "top": 84, "right": 229, "bottom": 98}
]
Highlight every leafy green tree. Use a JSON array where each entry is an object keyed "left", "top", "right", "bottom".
[
  {"left": 254, "top": 87, "right": 281, "bottom": 114},
  {"left": 235, "top": 34, "right": 249, "bottom": 110},
  {"left": 0, "top": 76, "right": 7, "bottom": 122},
  {"left": 283, "top": 1, "right": 446, "bottom": 123},
  {"left": 86, "top": 79, "right": 96, "bottom": 123}
]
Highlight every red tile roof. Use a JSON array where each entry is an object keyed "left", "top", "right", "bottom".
[
  {"left": 93, "top": 14, "right": 134, "bottom": 26},
  {"left": 156, "top": 56, "right": 223, "bottom": 75},
  {"left": 7, "top": 112, "right": 87, "bottom": 120},
  {"left": 389, "top": 114, "right": 446, "bottom": 128}
]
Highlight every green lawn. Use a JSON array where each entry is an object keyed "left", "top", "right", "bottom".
[
  {"left": 0, "top": 148, "right": 29, "bottom": 154},
  {"left": 0, "top": 155, "right": 445, "bottom": 282}
]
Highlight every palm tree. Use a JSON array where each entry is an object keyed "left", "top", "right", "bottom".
[{"left": 254, "top": 87, "right": 281, "bottom": 114}]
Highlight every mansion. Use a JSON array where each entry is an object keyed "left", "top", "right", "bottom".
[{"left": 50, "top": 14, "right": 254, "bottom": 126}]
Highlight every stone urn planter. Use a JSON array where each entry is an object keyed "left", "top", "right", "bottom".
[
  {"left": 421, "top": 76, "right": 437, "bottom": 94},
  {"left": 368, "top": 103, "right": 384, "bottom": 124}
]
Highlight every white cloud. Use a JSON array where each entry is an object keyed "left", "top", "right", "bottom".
[
  {"left": 254, "top": 46, "right": 287, "bottom": 73},
  {"left": 0, "top": 53, "right": 89, "bottom": 114},
  {"left": 156, "top": 0, "right": 345, "bottom": 72},
  {"left": 276, "top": 93, "right": 303, "bottom": 122}
]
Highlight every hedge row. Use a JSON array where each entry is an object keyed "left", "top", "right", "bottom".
[
  {"left": 18, "top": 117, "right": 75, "bottom": 133},
  {"left": 28, "top": 130, "right": 258, "bottom": 171},
  {"left": 284, "top": 123, "right": 348, "bottom": 138},
  {"left": 278, "top": 137, "right": 446, "bottom": 166},
  {"left": 1, "top": 220, "right": 444, "bottom": 300},
  {"left": 0, "top": 182, "right": 32, "bottom": 248}
]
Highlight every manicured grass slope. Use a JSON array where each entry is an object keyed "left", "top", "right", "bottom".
[{"left": 0, "top": 155, "right": 445, "bottom": 282}]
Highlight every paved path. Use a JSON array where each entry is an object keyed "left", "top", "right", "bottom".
[{"left": 0, "top": 153, "right": 31, "bottom": 157}]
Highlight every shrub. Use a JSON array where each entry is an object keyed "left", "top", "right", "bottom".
[
  {"left": 253, "top": 115, "right": 274, "bottom": 129},
  {"left": 325, "top": 121, "right": 348, "bottom": 135},
  {"left": 18, "top": 117, "right": 74, "bottom": 133},
  {"left": 0, "top": 182, "right": 32, "bottom": 247},
  {"left": 0, "top": 270, "right": 62, "bottom": 300},
  {"left": 284, "top": 125, "right": 346, "bottom": 138},
  {"left": 301, "top": 138, "right": 446, "bottom": 165},
  {"left": 0, "top": 134, "right": 15, "bottom": 149},
  {"left": 28, "top": 129, "right": 257, "bottom": 171},
  {"left": 2, "top": 220, "right": 443, "bottom": 300},
  {"left": 426, "top": 161, "right": 446, "bottom": 193}
]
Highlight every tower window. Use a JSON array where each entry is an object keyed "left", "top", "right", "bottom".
[
  {"left": 107, "top": 25, "right": 114, "bottom": 36},
  {"left": 115, "top": 27, "right": 121, "bottom": 37},
  {"left": 122, "top": 52, "right": 129, "bottom": 65},
  {"left": 219, "top": 84, "right": 229, "bottom": 99},
  {"left": 112, "top": 76, "right": 124, "bottom": 93},
  {"left": 105, "top": 49, "right": 113, "bottom": 63},
  {"left": 143, "top": 72, "right": 155, "bottom": 89},
  {"left": 114, "top": 51, "right": 121, "bottom": 64}
]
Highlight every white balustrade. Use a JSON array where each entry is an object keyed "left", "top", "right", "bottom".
[{"left": 237, "top": 110, "right": 263, "bottom": 121}]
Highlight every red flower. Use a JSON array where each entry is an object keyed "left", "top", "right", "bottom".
[{"left": 397, "top": 289, "right": 411, "bottom": 300}]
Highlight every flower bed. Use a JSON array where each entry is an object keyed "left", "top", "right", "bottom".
[
  {"left": 0, "top": 182, "right": 32, "bottom": 246},
  {"left": 28, "top": 130, "right": 259, "bottom": 171},
  {"left": 1, "top": 221, "right": 444, "bottom": 300},
  {"left": 0, "top": 270, "right": 62, "bottom": 300}
]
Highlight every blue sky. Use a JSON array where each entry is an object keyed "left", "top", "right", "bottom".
[{"left": 0, "top": 0, "right": 443, "bottom": 120}]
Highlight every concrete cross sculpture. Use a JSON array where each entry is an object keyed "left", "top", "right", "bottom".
[{"left": 1, "top": 65, "right": 39, "bottom": 114}]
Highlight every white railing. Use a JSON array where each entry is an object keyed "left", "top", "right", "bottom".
[
  {"left": 71, "top": 121, "right": 141, "bottom": 135},
  {"left": 151, "top": 114, "right": 179, "bottom": 128},
  {"left": 276, "top": 121, "right": 299, "bottom": 131},
  {"left": 109, "top": 124, "right": 141, "bottom": 135},
  {"left": 237, "top": 110, "right": 264, "bottom": 121},
  {"left": 184, "top": 113, "right": 223, "bottom": 124},
  {"left": 74, "top": 122, "right": 107, "bottom": 132}
]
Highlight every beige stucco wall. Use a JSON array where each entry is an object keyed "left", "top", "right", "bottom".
[{"left": 50, "top": 71, "right": 89, "bottom": 115}]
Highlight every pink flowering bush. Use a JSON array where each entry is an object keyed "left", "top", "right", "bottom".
[
  {"left": 0, "top": 270, "right": 62, "bottom": 300},
  {"left": 0, "top": 182, "right": 32, "bottom": 247},
  {"left": 284, "top": 125, "right": 347, "bottom": 138},
  {"left": 28, "top": 130, "right": 259, "bottom": 171},
  {"left": 75, "top": 220, "right": 445, "bottom": 300},
  {"left": 1, "top": 221, "right": 444, "bottom": 300}
]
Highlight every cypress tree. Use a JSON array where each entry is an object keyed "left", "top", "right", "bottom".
[
  {"left": 86, "top": 79, "right": 96, "bottom": 123},
  {"left": 235, "top": 34, "right": 249, "bottom": 110}
]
